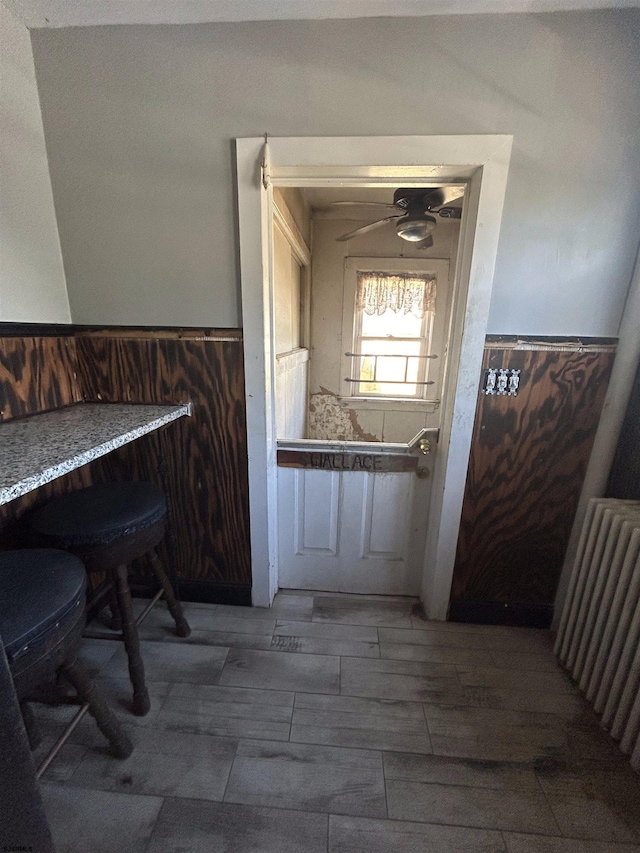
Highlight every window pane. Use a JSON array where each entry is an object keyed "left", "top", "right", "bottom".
[
  {"left": 406, "top": 356, "right": 420, "bottom": 384},
  {"left": 356, "top": 342, "right": 423, "bottom": 397},
  {"left": 376, "top": 357, "right": 407, "bottom": 383},
  {"left": 360, "top": 339, "right": 421, "bottom": 357},
  {"left": 361, "top": 309, "right": 422, "bottom": 339}
]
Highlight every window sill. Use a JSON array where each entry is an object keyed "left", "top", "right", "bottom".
[{"left": 338, "top": 396, "right": 440, "bottom": 413}]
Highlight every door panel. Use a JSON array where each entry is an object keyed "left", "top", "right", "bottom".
[
  {"left": 294, "top": 468, "right": 340, "bottom": 555},
  {"left": 360, "top": 473, "right": 412, "bottom": 560},
  {"left": 278, "top": 456, "right": 431, "bottom": 595}
]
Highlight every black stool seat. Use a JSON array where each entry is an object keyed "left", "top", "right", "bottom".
[
  {"left": 29, "top": 482, "right": 167, "bottom": 546},
  {"left": 0, "top": 549, "right": 133, "bottom": 769},
  {"left": 27, "top": 480, "right": 190, "bottom": 718},
  {"left": 0, "top": 549, "right": 85, "bottom": 666}
]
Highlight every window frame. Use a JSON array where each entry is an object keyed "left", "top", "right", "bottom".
[{"left": 340, "top": 257, "right": 450, "bottom": 405}]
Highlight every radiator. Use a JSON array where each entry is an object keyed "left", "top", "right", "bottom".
[{"left": 555, "top": 497, "right": 640, "bottom": 771}]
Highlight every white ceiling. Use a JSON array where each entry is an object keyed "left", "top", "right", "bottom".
[{"left": 3, "top": 0, "right": 639, "bottom": 28}]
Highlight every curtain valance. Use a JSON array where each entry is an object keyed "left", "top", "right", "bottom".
[{"left": 356, "top": 272, "right": 436, "bottom": 318}]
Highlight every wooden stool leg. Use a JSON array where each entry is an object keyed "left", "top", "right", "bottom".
[
  {"left": 149, "top": 550, "right": 191, "bottom": 638},
  {"left": 112, "top": 564, "right": 150, "bottom": 717},
  {"left": 107, "top": 583, "right": 122, "bottom": 632},
  {"left": 60, "top": 660, "right": 133, "bottom": 759},
  {"left": 19, "top": 701, "right": 42, "bottom": 750}
]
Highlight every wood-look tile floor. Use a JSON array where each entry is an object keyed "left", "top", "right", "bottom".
[{"left": 33, "top": 592, "right": 640, "bottom": 852}]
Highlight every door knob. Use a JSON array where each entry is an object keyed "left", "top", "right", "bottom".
[{"left": 418, "top": 438, "right": 431, "bottom": 455}]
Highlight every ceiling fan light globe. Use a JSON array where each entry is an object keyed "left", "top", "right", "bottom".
[{"left": 396, "top": 214, "right": 436, "bottom": 242}]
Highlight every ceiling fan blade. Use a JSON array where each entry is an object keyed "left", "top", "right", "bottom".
[
  {"left": 336, "top": 216, "right": 399, "bottom": 242},
  {"left": 422, "top": 186, "right": 465, "bottom": 210},
  {"left": 418, "top": 235, "right": 434, "bottom": 250},
  {"left": 323, "top": 201, "right": 399, "bottom": 211}
]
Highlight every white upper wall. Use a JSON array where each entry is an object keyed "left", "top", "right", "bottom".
[
  {"left": 5, "top": 0, "right": 640, "bottom": 28},
  {"left": 0, "top": 2, "right": 70, "bottom": 323},
  {"left": 31, "top": 11, "right": 640, "bottom": 333}
]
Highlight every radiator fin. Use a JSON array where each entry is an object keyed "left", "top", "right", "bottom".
[{"left": 555, "top": 498, "right": 640, "bottom": 772}]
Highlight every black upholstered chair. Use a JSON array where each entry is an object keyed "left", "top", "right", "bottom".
[
  {"left": 0, "top": 549, "right": 133, "bottom": 776},
  {"left": 28, "top": 482, "right": 190, "bottom": 717}
]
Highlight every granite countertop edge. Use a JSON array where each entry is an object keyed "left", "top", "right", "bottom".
[{"left": 0, "top": 403, "right": 191, "bottom": 506}]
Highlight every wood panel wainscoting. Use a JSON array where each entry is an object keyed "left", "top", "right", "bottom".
[
  {"left": 0, "top": 326, "right": 251, "bottom": 605},
  {"left": 450, "top": 338, "right": 617, "bottom": 628}
]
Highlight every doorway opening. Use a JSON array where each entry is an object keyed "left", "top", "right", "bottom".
[
  {"left": 273, "top": 185, "right": 462, "bottom": 446},
  {"left": 236, "top": 136, "right": 513, "bottom": 617}
]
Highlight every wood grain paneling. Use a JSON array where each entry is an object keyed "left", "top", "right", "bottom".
[
  {"left": 451, "top": 346, "right": 615, "bottom": 626},
  {"left": 0, "top": 335, "right": 81, "bottom": 420},
  {"left": 75, "top": 331, "right": 251, "bottom": 588},
  {"left": 0, "top": 327, "right": 251, "bottom": 599}
]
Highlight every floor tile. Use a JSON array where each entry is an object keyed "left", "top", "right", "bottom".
[
  {"left": 291, "top": 693, "right": 431, "bottom": 753},
  {"left": 329, "top": 814, "right": 505, "bottom": 852},
  {"left": 405, "top": 622, "right": 553, "bottom": 654},
  {"left": 313, "top": 596, "right": 414, "bottom": 628},
  {"left": 489, "top": 651, "right": 563, "bottom": 672},
  {"left": 503, "top": 833, "right": 586, "bottom": 852},
  {"left": 275, "top": 620, "right": 379, "bottom": 643},
  {"left": 155, "top": 682, "right": 293, "bottom": 740},
  {"left": 545, "top": 795, "right": 640, "bottom": 843},
  {"left": 503, "top": 833, "right": 640, "bottom": 852},
  {"left": 34, "top": 737, "right": 88, "bottom": 781},
  {"left": 386, "top": 779, "right": 559, "bottom": 834},
  {"left": 340, "top": 657, "right": 463, "bottom": 703},
  {"left": 380, "top": 642, "right": 493, "bottom": 666},
  {"left": 219, "top": 648, "right": 340, "bottom": 693},
  {"left": 32, "top": 592, "right": 640, "bottom": 853},
  {"left": 68, "top": 726, "right": 237, "bottom": 801},
  {"left": 270, "top": 594, "right": 315, "bottom": 621},
  {"left": 188, "top": 613, "right": 277, "bottom": 635},
  {"left": 424, "top": 704, "right": 568, "bottom": 763},
  {"left": 271, "top": 633, "right": 379, "bottom": 658},
  {"left": 383, "top": 752, "right": 538, "bottom": 790},
  {"left": 214, "top": 604, "right": 281, "bottom": 621},
  {"left": 146, "top": 798, "right": 328, "bottom": 853},
  {"left": 41, "top": 783, "right": 163, "bottom": 853},
  {"left": 456, "top": 666, "right": 577, "bottom": 696},
  {"left": 91, "top": 676, "right": 173, "bottom": 726},
  {"left": 224, "top": 739, "right": 387, "bottom": 818},
  {"left": 454, "top": 685, "right": 586, "bottom": 719},
  {"left": 102, "top": 639, "right": 228, "bottom": 685},
  {"left": 76, "top": 638, "right": 120, "bottom": 676},
  {"left": 137, "top": 605, "right": 276, "bottom": 638},
  {"left": 169, "top": 629, "right": 275, "bottom": 650}
]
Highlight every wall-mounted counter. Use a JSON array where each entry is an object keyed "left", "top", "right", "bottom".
[{"left": 0, "top": 402, "right": 191, "bottom": 506}]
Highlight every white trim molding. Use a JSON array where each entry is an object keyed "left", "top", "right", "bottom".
[{"left": 236, "top": 135, "right": 513, "bottom": 615}]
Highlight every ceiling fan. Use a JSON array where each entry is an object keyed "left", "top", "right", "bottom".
[{"left": 328, "top": 187, "right": 464, "bottom": 248}]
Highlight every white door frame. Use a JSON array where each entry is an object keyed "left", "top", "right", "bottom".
[{"left": 236, "top": 135, "right": 513, "bottom": 617}]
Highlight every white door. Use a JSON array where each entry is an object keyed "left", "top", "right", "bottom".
[
  {"left": 277, "top": 441, "right": 434, "bottom": 595},
  {"left": 278, "top": 255, "right": 449, "bottom": 596}
]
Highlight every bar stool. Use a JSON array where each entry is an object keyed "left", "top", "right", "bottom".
[
  {"left": 0, "top": 549, "right": 133, "bottom": 776},
  {"left": 28, "top": 482, "right": 191, "bottom": 717}
]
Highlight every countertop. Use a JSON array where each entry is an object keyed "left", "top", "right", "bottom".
[{"left": 0, "top": 402, "right": 191, "bottom": 506}]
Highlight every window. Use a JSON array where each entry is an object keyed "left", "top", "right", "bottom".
[{"left": 348, "top": 271, "right": 436, "bottom": 399}]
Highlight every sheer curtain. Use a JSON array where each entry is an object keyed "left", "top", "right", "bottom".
[{"left": 356, "top": 272, "right": 436, "bottom": 318}]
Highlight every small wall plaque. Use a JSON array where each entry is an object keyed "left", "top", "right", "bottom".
[{"left": 277, "top": 450, "right": 418, "bottom": 473}]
